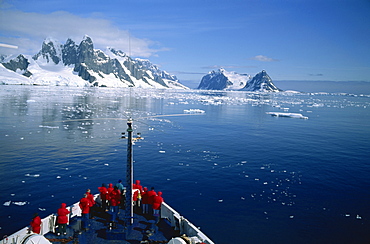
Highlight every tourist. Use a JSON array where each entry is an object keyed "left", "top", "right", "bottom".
[
  {"left": 30, "top": 212, "right": 41, "bottom": 234},
  {"left": 141, "top": 187, "right": 149, "bottom": 214},
  {"left": 146, "top": 187, "right": 157, "bottom": 215},
  {"left": 56, "top": 203, "right": 70, "bottom": 236},
  {"left": 98, "top": 183, "right": 108, "bottom": 211},
  {"left": 86, "top": 189, "right": 96, "bottom": 219},
  {"left": 79, "top": 194, "right": 91, "bottom": 230},
  {"left": 152, "top": 191, "right": 164, "bottom": 223},
  {"left": 109, "top": 186, "right": 121, "bottom": 225}
]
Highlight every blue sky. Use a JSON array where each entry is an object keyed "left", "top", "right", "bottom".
[{"left": 1, "top": 0, "right": 369, "bottom": 87}]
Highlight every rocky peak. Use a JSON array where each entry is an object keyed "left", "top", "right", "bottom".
[
  {"left": 33, "top": 38, "right": 62, "bottom": 64},
  {"left": 2, "top": 54, "right": 32, "bottom": 77},
  {"left": 241, "top": 70, "right": 282, "bottom": 92}
]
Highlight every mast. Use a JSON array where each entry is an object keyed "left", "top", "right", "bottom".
[{"left": 125, "top": 118, "right": 134, "bottom": 225}]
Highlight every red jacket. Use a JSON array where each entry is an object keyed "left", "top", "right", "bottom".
[
  {"left": 107, "top": 184, "right": 114, "bottom": 200},
  {"left": 98, "top": 186, "right": 108, "bottom": 200},
  {"left": 133, "top": 180, "right": 143, "bottom": 193},
  {"left": 86, "top": 192, "right": 95, "bottom": 206},
  {"left": 109, "top": 189, "right": 121, "bottom": 206},
  {"left": 141, "top": 187, "right": 149, "bottom": 204},
  {"left": 147, "top": 189, "right": 156, "bottom": 205},
  {"left": 30, "top": 215, "right": 41, "bottom": 234},
  {"left": 57, "top": 203, "right": 70, "bottom": 224},
  {"left": 79, "top": 197, "right": 91, "bottom": 214},
  {"left": 152, "top": 192, "right": 164, "bottom": 210}
]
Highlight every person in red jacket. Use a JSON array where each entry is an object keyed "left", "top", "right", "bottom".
[
  {"left": 106, "top": 183, "right": 114, "bottom": 208},
  {"left": 153, "top": 192, "right": 164, "bottom": 223},
  {"left": 109, "top": 186, "right": 121, "bottom": 225},
  {"left": 56, "top": 203, "right": 70, "bottom": 236},
  {"left": 141, "top": 187, "right": 149, "bottom": 214},
  {"left": 146, "top": 187, "right": 156, "bottom": 214},
  {"left": 30, "top": 213, "right": 41, "bottom": 234},
  {"left": 98, "top": 183, "right": 108, "bottom": 211},
  {"left": 79, "top": 194, "right": 91, "bottom": 230},
  {"left": 86, "top": 189, "right": 96, "bottom": 219},
  {"left": 133, "top": 180, "right": 143, "bottom": 208}
]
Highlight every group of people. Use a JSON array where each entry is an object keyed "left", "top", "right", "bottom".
[
  {"left": 29, "top": 179, "right": 164, "bottom": 235},
  {"left": 132, "top": 180, "right": 164, "bottom": 223}
]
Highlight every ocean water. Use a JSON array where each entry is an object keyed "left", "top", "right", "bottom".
[{"left": 1, "top": 84, "right": 370, "bottom": 244}]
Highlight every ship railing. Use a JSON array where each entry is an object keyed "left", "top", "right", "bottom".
[
  {"left": 0, "top": 199, "right": 84, "bottom": 244},
  {"left": 161, "top": 202, "right": 215, "bottom": 244}
]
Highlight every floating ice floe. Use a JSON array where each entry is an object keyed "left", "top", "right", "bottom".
[
  {"left": 159, "top": 151, "right": 166, "bottom": 153},
  {"left": 218, "top": 199, "right": 223, "bottom": 203},
  {"left": 25, "top": 174, "right": 40, "bottom": 177},
  {"left": 183, "top": 109, "right": 205, "bottom": 114},
  {"left": 266, "top": 112, "right": 308, "bottom": 119},
  {"left": 38, "top": 208, "right": 46, "bottom": 211},
  {"left": 356, "top": 215, "right": 362, "bottom": 219},
  {"left": 13, "top": 201, "right": 27, "bottom": 206},
  {"left": 3, "top": 201, "right": 11, "bottom": 206}
]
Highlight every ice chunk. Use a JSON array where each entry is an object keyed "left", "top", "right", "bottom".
[
  {"left": 13, "top": 201, "right": 27, "bottom": 206},
  {"left": 159, "top": 151, "right": 166, "bottom": 153},
  {"left": 266, "top": 112, "right": 308, "bottom": 119},
  {"left": 183, "top": 109, "right": 205, "bottom": 114},
  {"left": 3, "top": 201, "right": 11, "bottom": 206}
]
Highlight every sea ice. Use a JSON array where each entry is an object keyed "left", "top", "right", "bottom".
[
  {"left": 266, "top": 112, "right": 308, "bottom": 119},
  {"left": 183, "top": 109, "right": 205, "bottom": 114},
  {"left": 13, "top": 201, "right": 27, "bottom": 206},
  {"left": 3, "top": 201, "right": 11, "bottom": 206}
]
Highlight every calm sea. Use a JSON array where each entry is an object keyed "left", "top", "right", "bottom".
[{"left": 1, "top": 82, "right": 370, "bottom": 244}]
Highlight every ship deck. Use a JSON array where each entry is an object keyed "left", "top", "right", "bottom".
[{"left": 44, "top": 205, "right": 180, "bottom": 244}]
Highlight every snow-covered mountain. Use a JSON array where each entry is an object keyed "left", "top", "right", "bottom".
[
  {"left": 240, "top": 70, "right": 282, "bottom": 92},
  {"left": 197, "top": 68, "right": 251, "bottom": 90},
  {"left": 198, "top": 68, "right": 282, "bottom": 92},
  {"left": 0, "top": 36, "right": 188, "bottom": 89}
]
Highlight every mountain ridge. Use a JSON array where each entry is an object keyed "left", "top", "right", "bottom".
[
  {"left": 198, "top": 68, "right": 282, "bottom": 92},
  {"left": 0, "top": 36, "right": 188, "bottom": 89}
]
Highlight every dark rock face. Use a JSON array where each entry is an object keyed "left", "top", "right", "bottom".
[
  {"left": 1, "top": 54, "right": 32, "bottom": 77},
  {"left": 33, "top": 40, "right": 61, "bottom": 64},
  {"left": 197, "top": 70, "right": 231, "bottom": 90},
  {"left": 241, "top": 70, "right": 282, "bottom": 92},
  {"left": 62, "top": 39, "right": 78, "bottom": 66}
]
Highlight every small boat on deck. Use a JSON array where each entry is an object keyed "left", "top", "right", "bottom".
[{"left": 1, "top": 119, "right": 214, "bottom": 244}]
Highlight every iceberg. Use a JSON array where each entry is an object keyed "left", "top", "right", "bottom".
[{"left": 266, "top": 112, "right": 308, "bottom": 119}]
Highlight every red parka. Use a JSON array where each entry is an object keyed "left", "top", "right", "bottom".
[
  {"left": 133, "top": 180, "right": 143, "bottom": 193},
  {"left": 147, "top": 189, "right": 156, "bottom": 205},
  {"left": 98, "top": 186, "right": 108, "bottom": 201},
  {"left": 86, "top": 192, "right": 95, "bottom": 206},
  {"left": 152, "top": 192, "right": 164, "bottom": 210},
  {"left": 107, "top": 183, "right": 114, "bottom": 201},
  {"left": 79, "top": 197, "right": 91, "bottom": 214},
  {"left": 141, "top": 187, "right": 149, "bottom": 204},
  {"left": 30, "top": 215, "right": 41, "bottom": 234},
  {"left": 109, "top": 189, "right": 121, "bottom": 206},
  {"left": 57, "top": 203, "right": 70, "bottom": 224}
]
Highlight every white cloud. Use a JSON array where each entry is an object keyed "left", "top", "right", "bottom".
[
  {"left": 250, "top": 55, "right": 279, "bottom": 62},
  {"left": 0, "top": 10, "right": 160, "bottom": 57}
]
